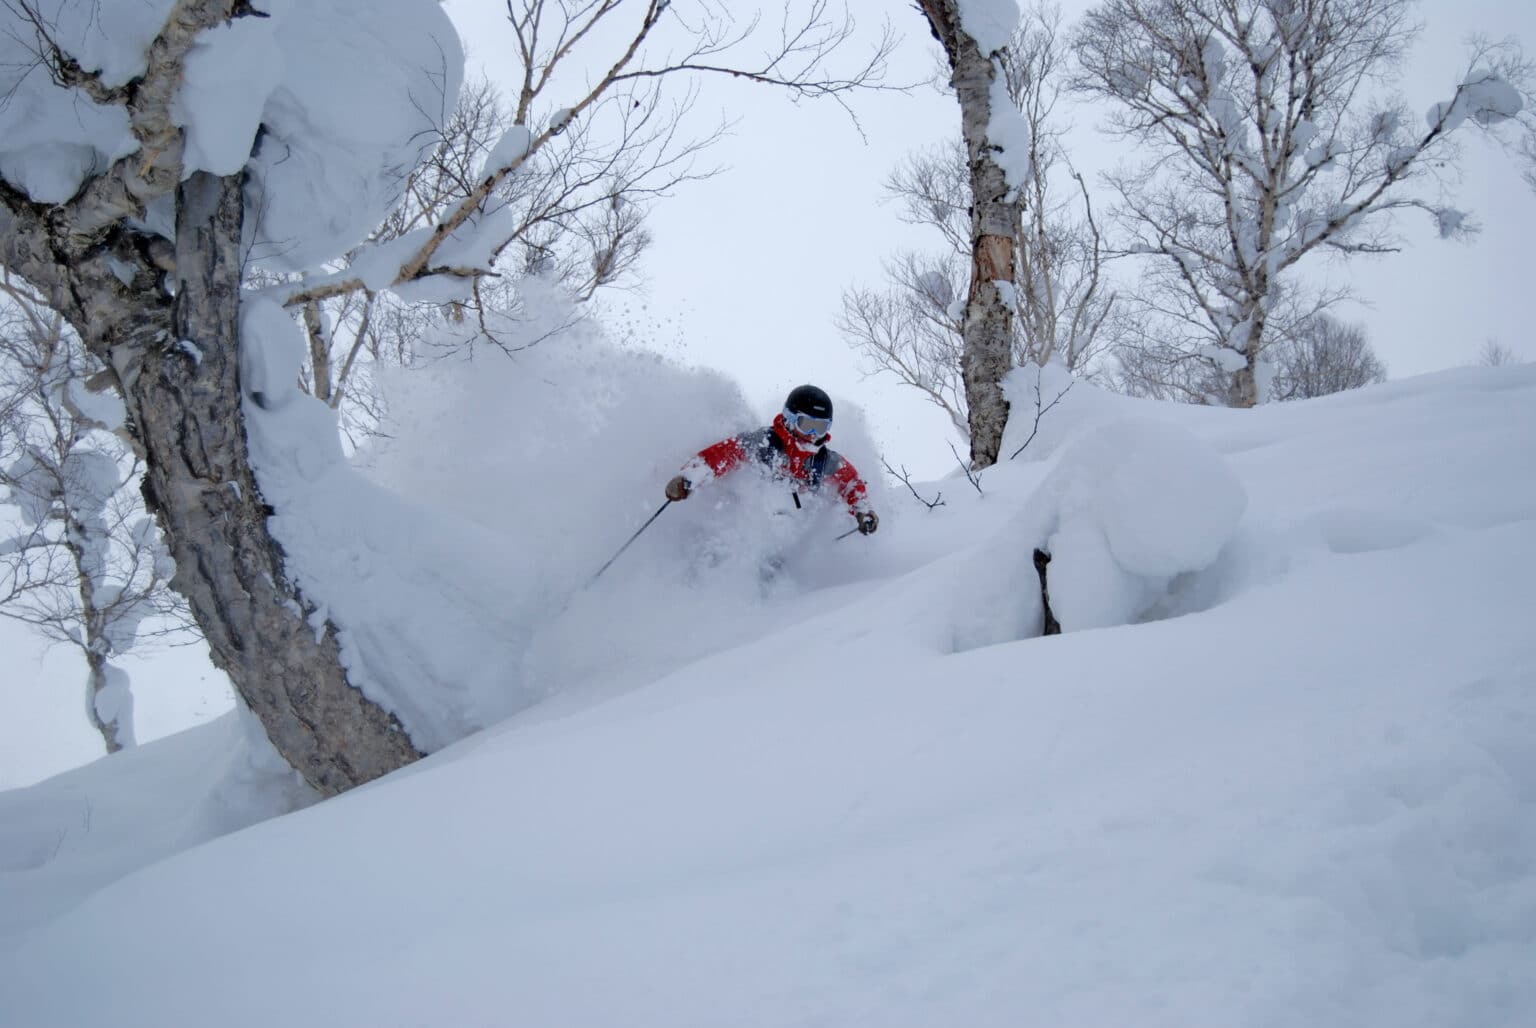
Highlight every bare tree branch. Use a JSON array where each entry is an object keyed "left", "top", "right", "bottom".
[{"left": 882, "top": 457, "right": 945, "bottom": 509}]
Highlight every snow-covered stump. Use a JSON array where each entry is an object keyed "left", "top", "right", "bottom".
[
  {"left": 1032, "top": 547, "right": 1060, "bottom": 636},
  {"left": 1027, "top": 418, "right": 1247, "bottom": 632}
]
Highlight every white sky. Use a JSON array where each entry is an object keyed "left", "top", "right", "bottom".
[{"left": 447, "top": 0, "right": 1536, "bottom": 479}]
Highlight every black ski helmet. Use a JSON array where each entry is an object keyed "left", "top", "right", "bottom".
[{"left": 784, "top": 384, "right": 833, "bottom": 421}]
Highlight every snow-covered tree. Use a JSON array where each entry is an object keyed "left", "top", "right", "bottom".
[
  {"left": 914, "top": 0, "right": 1037, "bottom": 467},
  {"left": 843, "top": 3, "right": 1113, "bottom": 444},
  {"left": 1073, "top": 0, "right": 1528, "bottom": 406},
  {"left": 0, "top": 277, "right": 189, "bottom": 752},
  {"left": 0, "top": 0, "right": 891, "bottom": 794}
]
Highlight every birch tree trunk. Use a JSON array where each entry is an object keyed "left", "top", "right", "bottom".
[
  {"left": 0, "top": 0, "right": 430, "bottom": 794},
  {"left": 140, "top": 171, "right": 422, "bottom": 793},
  {"left": 61, "top": 513, "right": 129, "bottom": 753},
  {"left": 0, "top": 167, "right": 422, "bottom": 795},
  {"left": 83, "top": 649, "right": 125, "bottom": 753},
  {"left": 919, "top": 0, "right": 1018, "bottom": 468}
]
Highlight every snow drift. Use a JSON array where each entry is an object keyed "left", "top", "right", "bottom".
[{"left": 4, "top": 355, "right": 1534, "bottom": 1027}]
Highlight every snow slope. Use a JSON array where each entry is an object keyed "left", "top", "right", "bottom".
[{"left": 2, "top": 361, "right": 1534, "bottom": 1027}]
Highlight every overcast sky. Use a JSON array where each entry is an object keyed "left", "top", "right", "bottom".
[{"left": 447, "top": 0, "right": 1536, "bottom": 479}]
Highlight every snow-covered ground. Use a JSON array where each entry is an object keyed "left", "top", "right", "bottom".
[{"left": 2, "top": 342, "right": 1533, "bottom": 1027}]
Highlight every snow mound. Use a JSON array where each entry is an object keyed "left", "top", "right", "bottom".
[
  {"left": 3, "top": 361, "right": 1536, "bottom": 1028},
  {"left": 0, "top": 708, "right": 310, "bottom": 935},
  {"left": 1032, "top": 417, "right": 1246, "bottom": 630}
]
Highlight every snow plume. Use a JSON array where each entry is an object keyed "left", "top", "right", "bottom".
[
  {"left": 240, "top": 276, "right": 890, "bottom": 749},
  {"left": 240, "top": 298, "right": 535, "bottom": 751},
  {"left": 362, "top": 279, "right": 891, "bottom": 709}
]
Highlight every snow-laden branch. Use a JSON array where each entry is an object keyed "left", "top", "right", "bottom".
[{"left": 281, "top": 0, "right": 894, "bottom": 310}]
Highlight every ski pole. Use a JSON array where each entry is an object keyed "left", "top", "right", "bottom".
[
  {"left": 590, "top": 500, "right": 672, "bottom": 584},
  {"left": 834, "top": 526, "right": 860, "bottom": 541}
]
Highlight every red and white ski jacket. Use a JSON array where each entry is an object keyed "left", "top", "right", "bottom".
[{"left": 679, "top": 414, "right": 873, "bottom": 519}]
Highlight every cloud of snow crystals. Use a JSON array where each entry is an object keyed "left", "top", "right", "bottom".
[
  {"left": 240, "top": 275, "right": 852, "bottom": 749},
  {"left": 240, "top": 304, "right": 518, "bottom": 750}
]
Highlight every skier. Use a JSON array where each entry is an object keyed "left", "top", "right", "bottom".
[{"left": 665, "top": 384, "right": 880, "bottom": 536}]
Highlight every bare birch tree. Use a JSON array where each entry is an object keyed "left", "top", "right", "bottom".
[
  {"left": 914, "top": 0, "right": 1031, "bottom": 467},
  {"left": 0, "top": 277, "right": 190, "bottom": 753},
  {"left": 1074, "top": 0, "right": 1529, "bottom": 407},
  {"left": 0, "top": 0, "right": 893, "bottom": 794},
  {"left": 844, "top": 4, "right": 1114, "bottom": 445}
]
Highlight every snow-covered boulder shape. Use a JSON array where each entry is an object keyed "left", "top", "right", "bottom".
[
  {"left": 1036, "top": 418, "right": 1247, "bottom": 630},
  {"left": 211, "top": 0, "right": 464, "bottom": 272}
]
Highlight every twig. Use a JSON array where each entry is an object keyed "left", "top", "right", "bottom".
[
  {"left": 882, "top": 458, "right": 944, "bottom": 509},
  {"left": 1009, "top": 371, "right": 1073, "bottom": 460},
  {"left": 948, "top": 442, "right": 984, "bottom": 496}
]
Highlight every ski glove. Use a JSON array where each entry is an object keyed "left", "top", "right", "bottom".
[
  {"left": 857, "top": 511, "right": 879, "bottom": 535},
  {"left": 665, "top": 475, "right": 692, "bottom": 501}
]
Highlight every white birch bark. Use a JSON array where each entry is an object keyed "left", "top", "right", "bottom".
[
  {"left": 0, "top": 1, "right": 422, "bottom": 794},
  {"left": 918, "top": 0, "right": 1019, "bottom": 468}
]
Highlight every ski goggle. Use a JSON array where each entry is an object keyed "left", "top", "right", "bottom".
[{"left": 784, "top": 409, "right": 831, "bottom": 438}]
